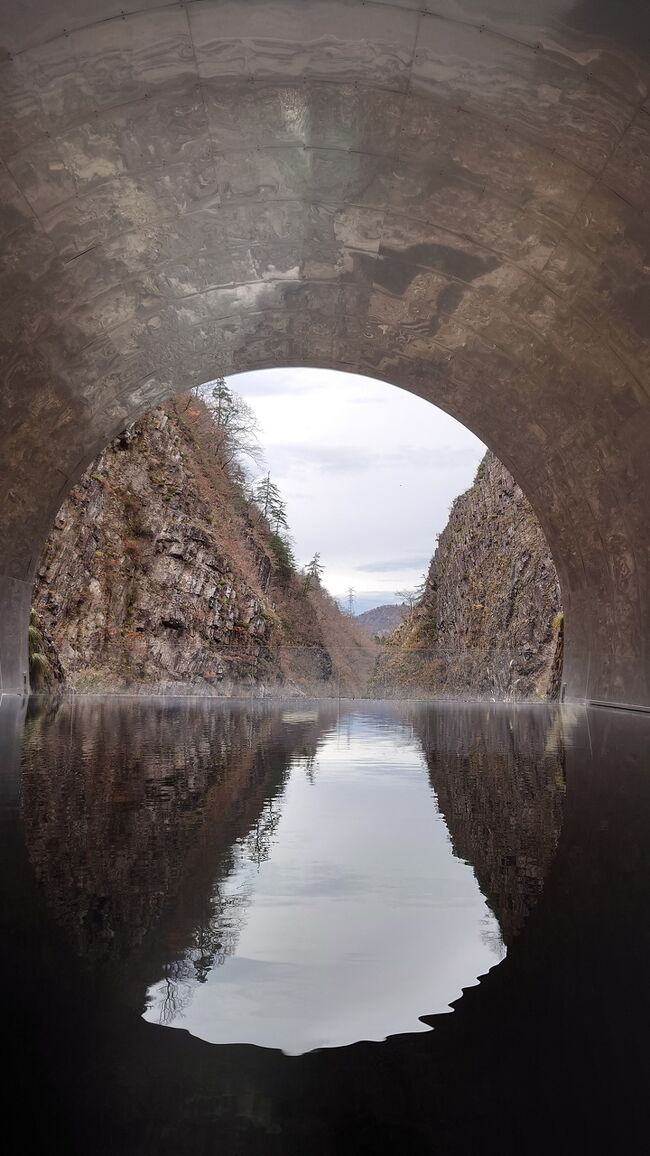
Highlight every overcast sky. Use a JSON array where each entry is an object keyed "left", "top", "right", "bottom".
[{"left": 227, "top": 368, "right": 485, "bottom": 615}]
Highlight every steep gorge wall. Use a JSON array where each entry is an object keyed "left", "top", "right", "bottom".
[
  {"left": 373, "top": 452, "right": 562, "bottom": 700},
  {"left": 32, "top": 399, "right": 376, "bottom": 696}
]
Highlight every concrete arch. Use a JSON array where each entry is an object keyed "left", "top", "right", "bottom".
[{"left": 0, "top": 1, "right": 649, "bottom": 705}]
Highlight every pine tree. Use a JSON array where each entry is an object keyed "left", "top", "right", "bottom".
[
  {"left": 253, "top": 473, "right": 287, "bottom": 530},
  {"left": 253, "top": 473, "right": 295, "bottom": 577},
  {"left": 303, "top": 551, "right": 324, "bottom": 592}
]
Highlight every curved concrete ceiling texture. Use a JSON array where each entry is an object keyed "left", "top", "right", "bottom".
[{"left": 0, "top": 1, "right": 649, "bottom": 705}]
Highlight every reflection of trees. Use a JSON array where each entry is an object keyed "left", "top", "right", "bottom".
[
  {"left": 244, "top": 798, "right": 283, "bottom": 868},
  {"left": 299, "top": 753, "right": 318, "bottom": 785},
  {"left": 152, "top": 889, "right": 250, "bottom": 1024},
  {"left": 480, "top": 914, "right": 505, "bottom": 958},
  {"left": 410, "top": 703, "right": 566, "bottom": 945},
  {"left": 20, "top": 699, "right": 337, "bottom": 1013},
  {"left": 157, "top": 970, "right": 193, "bottom": 1025},
  {"left": 21, "top": 698, "right": 272, "bottom": 964}
]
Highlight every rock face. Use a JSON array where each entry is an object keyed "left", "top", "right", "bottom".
[
  {"left": 373, "top": 452, "right": 562, "bottom": 700},
  {"left": 33, "top": 399, "right": 377, "bottom": 696}
]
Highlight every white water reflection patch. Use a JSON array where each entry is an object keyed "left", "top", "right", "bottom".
[{"left": 143, "top": 713, "right": 505, "bottom": 1054}]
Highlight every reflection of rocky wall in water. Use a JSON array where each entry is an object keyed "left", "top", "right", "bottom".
[
  {"left": 411, "top": 705, "right": 566, "bottom": 945},
  {"left": 20, "top": 699, "right": 337, "bottom": 991},
  {"left": 131, "top": 705, "right": 339, "bottom": 1013},
  {"left": 20, "top": 698, "right": 566, "bottom": 1023}
]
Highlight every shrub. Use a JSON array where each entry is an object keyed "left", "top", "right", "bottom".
[{"left": 28, "top": 610, "right": 53, "bottom": 689}]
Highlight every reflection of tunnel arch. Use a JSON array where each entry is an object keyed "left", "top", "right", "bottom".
[{"left": 0, "top": 1, "right": 649, "bottom": 706}]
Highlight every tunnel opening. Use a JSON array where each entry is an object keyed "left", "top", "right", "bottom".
[{"left": 27, "top": 366, "right": 564, "bottom": 703}]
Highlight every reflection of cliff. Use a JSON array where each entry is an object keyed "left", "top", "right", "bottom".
[
  {"left": 20, "top": 697, "right": 566, "bottom": 1026},
  {"left": 21, "top": 699, "right": 336, "bottom": 995},
  {"left": 131, "top": 707, "right": 339, "bottom": 1017},
  {"left": 413, "top": 705, "right": 566, "bottom": 944}
]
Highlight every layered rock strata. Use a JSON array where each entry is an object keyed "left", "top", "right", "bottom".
[
  {"left": 372, "top": 453, "right": 562, "bottom": 700},
  {"left": 33, "top": 399, "right": 376, "bottom": 696}
]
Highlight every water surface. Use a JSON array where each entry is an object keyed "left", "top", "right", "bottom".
[
  {"left": 16, "top": 698, "right": 564, "bottom": 1057},
  {"left": 142, "top": 710, "right": 504, "bottom": 1052},
  {"left": 7, "top": 695, "right": 632, "bottom": 1156}
]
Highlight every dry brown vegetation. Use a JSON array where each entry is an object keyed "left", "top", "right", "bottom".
[
  {"left": 33, "top": 394, "right": 378, "bottom": 698},
  {"left": 371, "top": 452, "right": 562, "bottom": 701}
]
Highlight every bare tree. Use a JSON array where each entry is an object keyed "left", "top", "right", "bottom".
[
  {"left": 396, "top": 575, "right": 426, "bottom": 617},
  {"left": 197, "top": 377, "right": 264, "bottom": 475}
]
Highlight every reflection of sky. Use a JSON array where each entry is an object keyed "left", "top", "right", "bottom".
[
  {"left": 227, "top": 367, "right": 485, "bottom": 610},
  {"left": 144, "top": 714, "right": 505, "bottom": 1055}
]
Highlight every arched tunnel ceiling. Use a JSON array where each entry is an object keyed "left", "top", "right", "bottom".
[{"left": 0, "top": 1, "right": 649, "bottom": 705}]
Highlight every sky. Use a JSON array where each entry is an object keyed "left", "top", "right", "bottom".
[{"left": 225, "top": 368, "right": 485, "bottom": 615}]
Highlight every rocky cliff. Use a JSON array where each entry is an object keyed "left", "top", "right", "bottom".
[
  {"left": 32, "top": 398, "right": 377, "bottom": 696},
  {"left": 372, "top": 452, "right": 562, "bottom": 700}
]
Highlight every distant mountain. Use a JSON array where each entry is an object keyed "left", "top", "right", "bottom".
[{"left": 355, "top": 603, "right": 407, "bottom": 639}]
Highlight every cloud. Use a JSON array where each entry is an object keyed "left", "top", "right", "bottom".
[
  {"left": 230, "top": 368, "right": 329, "bottom": 398},
  {"left": 266, "top": 444, "right": 376, "bottom": 473},
  {"left": 216, "top": 366, "right": 485, "bottom": 605},
  {"left": 356, "top": 556, "right": 431, "bottom": 573},
  {"left": 267, "top": 443, "right": 481, "bottom": 475}
]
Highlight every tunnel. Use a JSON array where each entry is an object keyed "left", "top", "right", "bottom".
[{"left": 0, "top": 0, "right": 648, "bottom": 707}]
